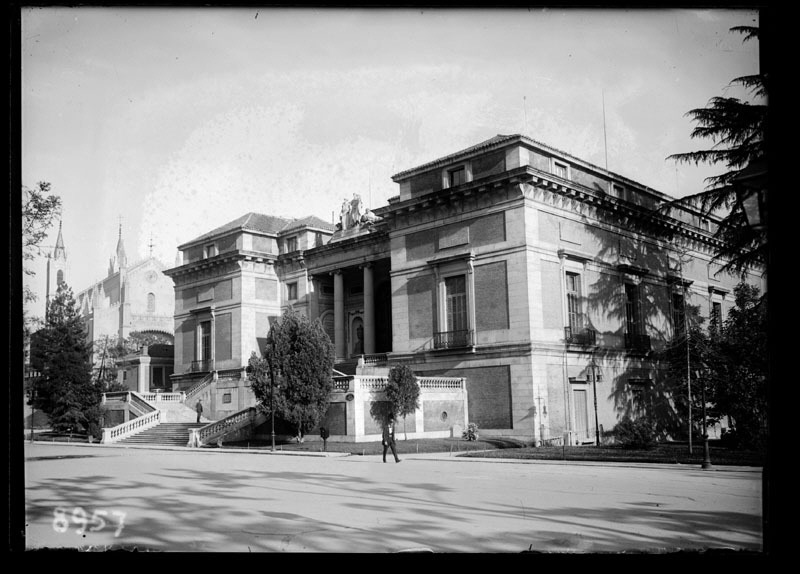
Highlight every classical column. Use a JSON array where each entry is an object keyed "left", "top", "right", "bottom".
[
  {"left": 210, "top": 307, "right": 217, "bottom": 380},
  {"left": 363, "top": 263, "right": 375, "bottom": 355},
  {"left": 333, "top": 270, "right": 345, "bottom": 359},
  {"left": 138, "top": 356, "right": 151, "bottom": 394}
]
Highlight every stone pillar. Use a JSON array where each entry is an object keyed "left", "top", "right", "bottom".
[
  {"left": 363, "top": 263, "right": 375, "bottom": 355},
  {"left": 138, "top": 356, "right": 151, "bottom": 394},
  {"left": 333, "top": 270, "right": 345, "bottom": 359}
]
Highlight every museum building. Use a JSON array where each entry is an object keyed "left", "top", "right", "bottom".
[{"left": 164, "top": 134, "right": 764, "bottom": 445}]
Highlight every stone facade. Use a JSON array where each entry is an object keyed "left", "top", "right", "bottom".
[
  {"left": 73, "top": 226, "right": 175, "bottom": 363},
  {"left": 166, "top": 134, "right": 764, "bottom": 443}
]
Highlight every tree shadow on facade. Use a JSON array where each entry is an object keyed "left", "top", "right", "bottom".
[{"left": 577, "top": 203, "right": 690, "bottom": 440}]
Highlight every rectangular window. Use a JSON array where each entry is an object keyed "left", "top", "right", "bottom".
[
  {"left": 672, "top": 292, "right": 686, "bottom": 339},
  {"left": 552, "top": 160, "right": 569, "bottom": 179},
  {"left": 448, "top": 166, "right": 466, "bottom": 187},
  {"left": 612, "top": 184, "right": 624, "bottom": 198},
  {"left": 566, "top": 272, "right": 583, "bottom": 334},
  {"left": 711, "top": 301, "right": 722, "bottom": 328},
  {"left": 445, "top": 275, "right": 468, "bottom": 333},
  {"left": 287, "top": 282, "right": 298, "bottom": 301},
  {"left": 285, "top": 236, "right": 298, "bottom": 252},
  {"left": 200, "top": 321, "right": 211, "bottom": 361},
  {"left": 204, "top": 244, "right": 216, "bottom": 259},
  {"left": 222, "top": 393, "right": 232, "bottom": 404},
  {"left": 625, "top": 283, "right": 642, "bottom": 336}
]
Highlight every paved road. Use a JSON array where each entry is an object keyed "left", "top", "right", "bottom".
[{"left": 22, "top": 442, "right": 763, "bottom": 553}]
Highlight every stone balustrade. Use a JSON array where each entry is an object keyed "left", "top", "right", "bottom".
[
  {"left": 183, "top": 373, "right": 214, "bottom": 402},
  {"left": 139, "top": 392, "right": 186, "bottom": 403},
  {"left": 101, "top": 409, "right": 162, "bottom": 444},
  {"left": 188, "top": 407, "right": 259, "bottom": 447}
]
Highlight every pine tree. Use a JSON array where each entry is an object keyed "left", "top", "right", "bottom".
[
  {"left": 664, "top": 26, "right": 767, "bottom": 276},
  {"left": 29, "top": 282, "right": 102, "bottom": 436}
]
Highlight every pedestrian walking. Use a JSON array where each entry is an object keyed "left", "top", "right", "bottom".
[
  {"left": 195, "top": 400, "right": 203, "bottom": 423},
  {"left": 320, "top": 426, "right": 329, "bottom": 451},
  {"left": 382, "top": 417, "right": 400, "bottom": 463}
]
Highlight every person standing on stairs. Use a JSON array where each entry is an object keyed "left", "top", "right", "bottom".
[{"left": 195, "top": 400, "right": 203, "bottom": 423}]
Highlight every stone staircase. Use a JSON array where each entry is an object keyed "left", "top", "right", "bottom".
[{"left": 117, "top": 422, "right": 207, "bottom": 447}]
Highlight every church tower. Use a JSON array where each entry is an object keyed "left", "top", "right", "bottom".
[
  {"left": 45, "top": 221, "right": 67, "bottom": 319},
  {"left": 115, "top": 222, "right": 131, "bottom": 340}
]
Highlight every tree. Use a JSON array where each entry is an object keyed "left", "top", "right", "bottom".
[
  {"left": 22, "top": 182, "right": 62, "bottom": 305},
  {"left": 384, "top": 364, "right": 420, "bottom": 440},
  {"left": 704, "top": 283, "right": 768, "bottom": 449},
  {"left": 249, "top": 309, "right": 335, "bottom": 441},
  {"left": 29, "top": 282, "right": 104, "bottom": 437},
  {"left": 664, "top": 26, "right": 766, "bottom": 276}
]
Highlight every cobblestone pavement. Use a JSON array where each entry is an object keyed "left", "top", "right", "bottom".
[{"left": 21, "top": 442, "right": 764, "bottom": 553}]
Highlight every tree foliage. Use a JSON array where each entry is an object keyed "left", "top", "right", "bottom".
[
  {"left": 663, "top": 26, "right": 767, "bottom": 276},
  {"left": 384, "top": 364, "right": 420, "bottom": 440},
  {"left": 29, "top": 282, "right": 104, "bottom": 437},
  {"left": 656, "top": 282, "right": 767, "bottom": 449},
  {"left": 22, "top": 182, "right": 62, "bottom": 304},
  {"left": 247, "top": 309, "right": 335, "bottom": 439},
  {"left": 703, "top": 283, "right": 768, "bottom": 449}
]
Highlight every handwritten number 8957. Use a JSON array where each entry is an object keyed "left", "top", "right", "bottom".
[{"left": 52, "top": 507, "right": 126, "bottom": 537}]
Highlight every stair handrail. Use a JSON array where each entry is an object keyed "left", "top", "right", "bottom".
[
  {"left": 183, "top": 372, "right": 214, "bottom": 403},
  {"left": 101, "top": 408, "right": 162, "bottom": 444},
  {"left": 188, "top": 407, "right": 261, "bottom": 447}
]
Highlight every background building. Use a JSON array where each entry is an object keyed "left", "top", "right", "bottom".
[{"left": 74, "top": 224, "right": 175, "bottom": 363}]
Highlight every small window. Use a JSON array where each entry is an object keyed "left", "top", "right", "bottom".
[
  {"left": 147, "top": 292, "right": 156, "bottom": 312},
  {"left": 672, "top": 292, "right": 685, "bottom": 338},
  {"left": 285, "top": 236, "right": 298, "bottom": 252},
  {"left": 204, "top": 244, "right": 216, "bottom": 259},
  {"left": 612, "top": 184, "right": 624, "bottom": 198},
  {"left": 321, "top": 284, "right": 334, "bottom": 296},
  {"left": 287, "top": 282, "right": 298, "bottom": 301},
  {"left": 349, "top": 284, "right": 363, "bottom": 295},
  {"left": 448, "top": 166, "right": 466, "bottom": 187},
  {"left": 711, "top": 301, "right": 722, "bottom": 329},
  {"left": 222, "top": 393, "right": 232, "bottom": 404},
  {"left": 552, "top": 160, "right": 569, "bottom": 180}
]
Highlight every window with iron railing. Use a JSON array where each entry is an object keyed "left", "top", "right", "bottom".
[{"left": 566, "top": 272, "right": 583, "bottom": 334}]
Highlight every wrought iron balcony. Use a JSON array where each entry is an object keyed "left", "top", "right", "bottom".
[
  {"left": 433, "top": 329, "right": 473, "bottom": 350},
  {"left": 564, "top": 326, "right": 596, "bottom": 346},
  {"left": 190, "top": 359, "right": 212, "bottom": 373},
  {"left": 624, "top": 333, "right": 651, "bottom": 352}
]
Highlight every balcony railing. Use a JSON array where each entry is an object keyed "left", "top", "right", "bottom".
[
  {"left": 190, "top": 359, "right": 212, "bottom": 373},
  {"left": 433, "top": 329, "right": 473, "bottom": 350},
  {"left": 624, "top": 333, "right": 651, "bottom": 352},
  {"left": 564, "top": 326, "right": 596, "bottom": 346}
]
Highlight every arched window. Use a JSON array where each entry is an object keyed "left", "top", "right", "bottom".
[
  {"left": 56, "top": 270, "right": 64, "bottom": 285},
  {"left": 147, "top": 292, "right": 156, "bottom": 312}
]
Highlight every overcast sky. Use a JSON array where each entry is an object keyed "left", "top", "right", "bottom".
[{"left": 20, "top": 7, "right": 761, "bottom": 320}]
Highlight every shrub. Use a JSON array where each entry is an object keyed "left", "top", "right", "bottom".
[
  {"left": 462, "top": 422, "right": 479, "bottom": 441},
  {"left": 612, "top": 415, "right": 657, "bottom": 449}
]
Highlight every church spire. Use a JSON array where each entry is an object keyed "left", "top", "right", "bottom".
[
  {"left": 52, "top": 220, "right": 66, "bottom": 261},
  {"left": 116, "top": 221, "right": 127, "bottom": 269}
]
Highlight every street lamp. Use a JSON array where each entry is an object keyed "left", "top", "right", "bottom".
[
  {"left": 246, "top": 346, "right": 278, "bottom": 453},
  {"left": 697, "top": 369, "right": 714, "bottom": 470},
  {"left": 733, "top": 160, "right": 767, "bottom": 231},
  {"left": 588, "top": 358, "right": 602, "bottom": 446}
]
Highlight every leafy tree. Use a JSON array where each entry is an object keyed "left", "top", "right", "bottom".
[
  {"left": 384, "top": 364, "right": 420, "bottom": 440},
  {"left": 248, "top": 309, "right": 335, "bottom": 441},
  {"left": 22, "top": 182, "right": 62, "bottom": 305},
  {"left": 29, "top": 282, "right": 104, "bottom": 437},
  {"left": 703, "top": 283, "right": 768, "bottom": 449},
  {"left": 664, "top": 26, "right": 766, "bottom": 276}
]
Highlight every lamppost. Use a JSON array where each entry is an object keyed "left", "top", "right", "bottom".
[
  {"left": 588, "top": 358, "right": 602, "bottom": 446},
  {"left": 265, "top": 351, "right": 277, "bottom": 453},
  {"left": 246, "top": 345, "right": 278, "bottom": 453},
  {"left": 697, "top": 369, "right": 714, "bottom": 470}
]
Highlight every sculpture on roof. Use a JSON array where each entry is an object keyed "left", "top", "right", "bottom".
[{"left": 349, "top": 194, "right": 364, "bottom": 228}]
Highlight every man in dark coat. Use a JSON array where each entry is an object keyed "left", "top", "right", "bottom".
[
  {"left": 195, "top": 400, "right": 203, "bottom": 423},
  {"left": 382, "top": 417, "right": 400, "bottom": 463}
]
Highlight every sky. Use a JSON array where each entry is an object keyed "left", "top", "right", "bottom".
[{"left": 20, "top": 6, "right": 761, "bottom": 321}]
